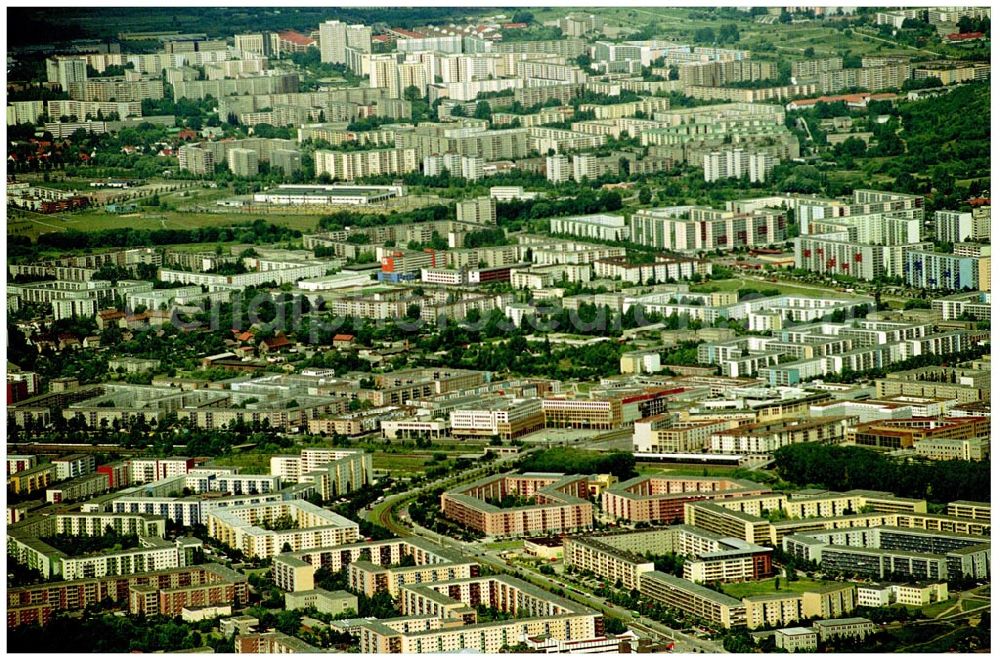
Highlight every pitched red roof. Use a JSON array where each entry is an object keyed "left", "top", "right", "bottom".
[
  {"left": 262, "top": 334, "right": 292, "bottom": 349},
  {"left": 333, "top": 334, "right": 355, "bottom": 342},
  {"left": 278, "top": 30, "right": 316, "bottom": 46},
  {"left": 947, "top": 31, "right": 984, "bottom": 40},
  {"left": 391, "top": 28, "right": 425, "bottom": 39}
]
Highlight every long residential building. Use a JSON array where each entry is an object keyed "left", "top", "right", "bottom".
[
  {"left": 206, "top": 500, "right": 359, "bottom": 559},
  {"left": 359, "top": 574, "right": 602, "bottom": 654},
  {"left": 440, "top": 473, "right": 594, "bottom": 537},
  {"left": 629, "top": 206, "right": 787, "bottom": 252},
  {"left": 8, "top": 563, "right": 247, "bottom": 628},
  {"left": 274, "top": 537, "right": 476, "bottom": 594},
  {"left": 602, "top": 475, "right": 771, "bottom": 525},
  {"left": 314, "top": 147, "right": 419, "bottom": 181}
]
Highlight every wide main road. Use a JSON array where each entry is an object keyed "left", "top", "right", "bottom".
[{"left": 364, "top": 461, "right": 726, "bottom": 653}]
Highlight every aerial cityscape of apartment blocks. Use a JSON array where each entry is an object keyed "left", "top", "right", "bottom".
[{"left": 4, "top": 3, "right": 991, "bottom": 655}]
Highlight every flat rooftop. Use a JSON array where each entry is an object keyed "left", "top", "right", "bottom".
[{"left": 261, "top": 186, "right": 398, "bottom": 196}]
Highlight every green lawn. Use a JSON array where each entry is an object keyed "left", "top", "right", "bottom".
[
  {"left": 8, "top": 207, "right": 325, "bottom": 241},
  {"left": 206, "top": 450, "right": 273, "bottom": 475},
  {"left": 571, "top": 7, "right": 929, "bottom": 60},
  {"left": 485, "top": 540, "right": 525, "bottom": 552},
  {"left": 721, "top": 577, "right": 850, "bottom": 599},
  {"left": 921, "top": 598, "right": 958, "bottom": 619},
  {"left": 637, "top": 463, "right": 742, "bottom": 477},
  {"left": 961, "top": 598, "right": 990, "bottom": 613},
  {"left": 372, "top": 454, "right": 431, "bottom": 474}
]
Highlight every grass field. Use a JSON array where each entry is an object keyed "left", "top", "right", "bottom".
[
  {"left": 721, "top": 577, "right": 849, "bottom": 599},
  {"left": 8, "top": 207, "right": 325, "bottom": 241},
  {"left": 921, "top": 598, "right": 958, "bottom": 619},
  {"left": 547, "top": 7, "right": 933, "bottom": 60},
  {"left": 960, "top": 598, "right": 990, "bottom": 613},
  {"left": 485, "top": 540, "right": 524, "bottom": 552},
  {"left": 636, "top": 462, "right": 742, "bottom": 477},
  {"left": 372, "top": 453, "right": 431, "bottom": 474},
  {"left": 205, "top": 450, "right": 272, "bottom": 475}
]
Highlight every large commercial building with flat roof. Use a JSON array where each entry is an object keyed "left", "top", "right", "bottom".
[{"left": 253, "top": 184, "right": 404, "bottom": 206}]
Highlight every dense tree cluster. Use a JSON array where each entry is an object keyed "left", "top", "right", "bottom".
[
  {"left": 497, "top": 189, "right": 622, "bottom": 224},
  {"left": 773, "top": 444, "right": 990, "bottom": 504},
  {"left": 40, "top": 528, "right": 139, "bottom": 555},
  {"left": 518, "top": 448, "right": 637, "bottom": 481},
  {"left": 318, "top": 204, "right": 450, "bottom": 230},
  {"left": 15, "top": 219, "right": 300, "bottom": 254},
  {"left": 8, "top": 613, "right": 216, "bottom": 653}
]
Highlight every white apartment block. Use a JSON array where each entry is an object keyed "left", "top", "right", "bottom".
[
  {"left": 315, "top": 148, "right": 419, "bottom": 181},
  {"left": 51, "top": 454, "right": 96, "bottom": 481},
  {"left": 46, "top": 56, "right": 88, "bottom": 92},
  {"left": 934, "top": 210, "right": 989, "bottom": 244},
  {"left": 320, "top": 21, "right": 371, "bottom": 65},
  {"left": 268, "top": 448, "right": 372, "bottom": 498},
  {"left": 112, "top": 493, "right": 285, "bottom": 527},
  {"left": 207, "top": 500, "right": 359, "bottom": 559},
  {"left": 456, "top": 196, "right": 496, "bottom": 224},
  {"left": 423, "top": 153, "right": 484, "bottom": 181},
  {"left": 704, "top": 149, "right": 775, "bottom": 183},
  {"left": 549, "top": 214, "right": 629, "bottom": 242},
  {"left": 546, "top": 154, "right": 570, "bottom": 183},
  {"left": 129, "top": 457, "right": 193, "bottom": 484}
]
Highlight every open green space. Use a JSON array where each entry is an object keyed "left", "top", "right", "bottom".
[
  {"left": 485, "top": 540, "right": 525, "bottom": 552},
  {"left": 960, "top": 598, "right": 990, "bottom": 612},
  {"left": 636, "top": 463, "right": 742, "bottom": 477},
  {"left": 921, "top": 598, "right": 958, "bottom": 619},
  {"left": 721, "top": 577, "right": 849, "bottom": 599},
  {"left": 205, "top": 449, "right": 274, "bottom": 475},
  {"left": 371, "top": 454, "right": 431, "bottom": 474},
  {"left": 8, "top": 208, "right": 324, "bottom": 241}
]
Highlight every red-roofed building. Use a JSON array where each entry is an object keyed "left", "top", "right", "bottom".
[
  {"left": 232, "top": 329, "right": 254, "bottom": 343},
  {"left": 333, "top": 334, "right": 355, "bottom": 348},
  {"left": 387, "top": 27, "right": 426, "bottom": 39},
  {"left": 176, "top": 129, "right": 198, "bottom": 142},
  {"left": 125, "top": 311, "right": 151, "bottom": 330},
  {"left": 503, "top": 22, "right": 528, "bottom": 29},
  {"left": 259, "top": 333, "right": 292, "bottom": 354},
  {"left": 946, "top": 32, "right": 985, "bottom": 41},
  {"left": 277, "top": 30, "right": 316, "bottom": 53},
  {"left": 98, "top": 309, "right": 126, "bottom": 329},
  {"left": 786, "top": 92, "right": 898, "bottom": 111},
  {"left": 968, "top": 197, "right": 990, "bottom": 207}
]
